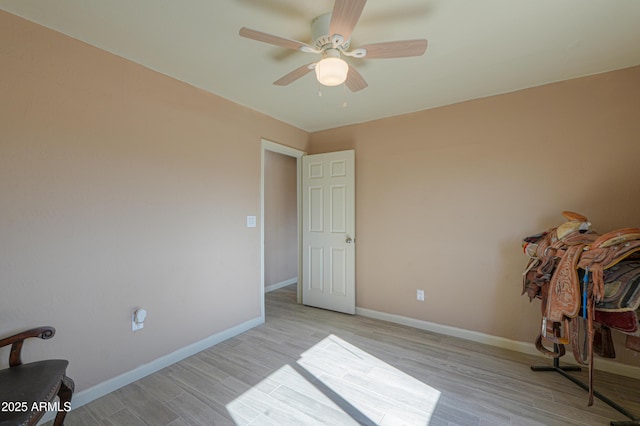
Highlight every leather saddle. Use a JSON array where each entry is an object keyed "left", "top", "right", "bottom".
[{"left": 522, "top": 211, "right": 640, "bottom": 405}]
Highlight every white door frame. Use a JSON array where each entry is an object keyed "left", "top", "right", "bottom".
[{"left": 260, "top": 139, "right": 306, "bottom": 321}]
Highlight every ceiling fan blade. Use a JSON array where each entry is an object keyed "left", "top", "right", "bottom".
[
  {"left": 239, "top": 27, "right": 313, "bottom": 51},
  {"left": 359, "top": 39, "right": 428, "bottom": 59},
  {"left": 345, "top": 66, "right": 368, "bottom": 92},
  {"left": 273, "top": 63, "right": 315, "bottom": 86},
  {"left": 329, "top": 0, "right": 367, "bottom": 42}
]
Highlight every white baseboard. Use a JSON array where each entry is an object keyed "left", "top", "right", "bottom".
[
  {"left": 39, "top": 316, "right": 264, "bottom": 424},
  {"left": 265, "top": 277, "right": 297, "bottom": 293},
  {"left": 356, "top": 307, "right": 640, "bottom": 379}
]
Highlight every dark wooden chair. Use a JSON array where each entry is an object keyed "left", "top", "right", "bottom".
[{"left": 0, "top": 327, "right": 74, "bottom": 426}]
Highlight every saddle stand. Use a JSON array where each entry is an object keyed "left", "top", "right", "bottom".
[
  {"left": 522, "top": 211, "right": 640, "bottom": 426},
  {"left": 531, "top": 344, "right": 640, "bottom": 426}
]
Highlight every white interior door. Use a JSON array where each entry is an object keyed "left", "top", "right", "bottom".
[{"left": 302, "top": 150, "right": 355, "bottom": 314}]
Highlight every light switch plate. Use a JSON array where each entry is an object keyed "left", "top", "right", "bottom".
[{"left": 247, "top": 216, "right": 257, "bottom": 228}]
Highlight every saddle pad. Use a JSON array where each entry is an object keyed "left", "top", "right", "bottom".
[
  {"left": 594, "top": 309, "right": 638, "bottom": 334},
  {"left": 596, "top": 260, "right": 640, "bottom": 312}
]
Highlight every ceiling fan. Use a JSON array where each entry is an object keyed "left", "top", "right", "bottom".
[{"left": 239, "top": 0, "right": 428, "bottom": 92}]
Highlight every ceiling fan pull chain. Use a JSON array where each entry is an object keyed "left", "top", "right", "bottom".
[{"left": 342, "top": 83, "right": 348, "bottom": 108}]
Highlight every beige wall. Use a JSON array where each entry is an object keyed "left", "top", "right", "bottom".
[
  {"left": 309, "top": 65, "right": 640, "bottom": 366},
  {"left": 264, "top": 151, "right": 298, "bottom": 287},
  {"left": 0, "top": 11, "right": 308, "bottom": 391}
]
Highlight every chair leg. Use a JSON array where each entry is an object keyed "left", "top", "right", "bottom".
[{"left": 53, "top": 376, "right": 74, "bottom": 426}]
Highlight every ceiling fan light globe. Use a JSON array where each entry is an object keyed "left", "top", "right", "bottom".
[{"left": 315, "top": 57, "right": 349, "bottom": 86}]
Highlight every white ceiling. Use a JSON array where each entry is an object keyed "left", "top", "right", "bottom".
[{"left": 2, "top": 0, "right": 640, "bottom": 132}]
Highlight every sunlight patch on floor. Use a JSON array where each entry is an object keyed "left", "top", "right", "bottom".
[
  {"left": 226, "top": 363, "right": 361, "bottom": 425},
  {"left": 226, "top": 334, "right": 441, "bottom": 425}
]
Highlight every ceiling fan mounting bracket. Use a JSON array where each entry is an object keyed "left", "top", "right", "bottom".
[{"left": 342, "top": 48, "right": 366, "bottom": 58}]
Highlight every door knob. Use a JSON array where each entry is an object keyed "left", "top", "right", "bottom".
[{"left": 345, "top": 237, "right": 353, "bottom": 244}]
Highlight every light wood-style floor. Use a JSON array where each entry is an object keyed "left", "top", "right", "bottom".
[{"left": 50, "top": 285, "right": 640, "bottom": 425}]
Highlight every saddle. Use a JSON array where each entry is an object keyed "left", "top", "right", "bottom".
[{"left": 522, "top": 211, "right": 640, "bottom": 405}]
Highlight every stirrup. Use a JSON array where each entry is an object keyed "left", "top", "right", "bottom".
[{"left": 535, "top": 334, "right": 566, "bottom": 358}]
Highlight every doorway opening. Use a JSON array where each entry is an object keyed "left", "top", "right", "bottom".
[{"left": 260, "top": 140, "right": 305, "bottom": 321}]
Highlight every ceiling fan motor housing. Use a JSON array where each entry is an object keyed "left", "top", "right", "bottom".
[{"left": 311, "top": 13, "right": 350, "bottom": 50}]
